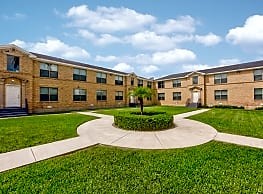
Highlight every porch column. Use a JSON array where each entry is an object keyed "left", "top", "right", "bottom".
[
  {"left": 0, "top": 79, "right": 4, "bottom": 108},
  {"left": 21, "top": 80, "right": 27, "bottom": 108}
]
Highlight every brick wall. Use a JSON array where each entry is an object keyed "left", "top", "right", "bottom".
[{"left": 205, "top": 70, "right": 263, "bottom": 108}]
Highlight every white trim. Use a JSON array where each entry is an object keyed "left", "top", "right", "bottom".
[
  {"left": 205, "top": 66, "right": 263, "bottom": 75},
  {"left": 185, "top": 71, "right": 205, "bottom": 77},
  {"left": 156, "top": 66, "right": 263, "bottom": 81},
  {"left": 36, "top": 58, "right": 152, "bottom": 80},
  {"left": 36, "top": 58, "right": 128, "bottom": 76},
  {"left": 156, "top": 76, "right": 187, "bottom": 82},
  {"left": 0, "top": 44, "right": 36, "bottom": 58}
]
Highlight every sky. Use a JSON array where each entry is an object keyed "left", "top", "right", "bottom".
[{"left": 1, "top": 0, "right": 263, "bottom": 78}]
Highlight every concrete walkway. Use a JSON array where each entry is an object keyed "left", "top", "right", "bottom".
[
  {"left": 77, "top": 109, "right": 217, "bottom": 149},
  {"left": 215, "top": 132, "right": 263, "bottom": 149},
  {"left": 0, "top": 109, "right": 262, "bottom": 173}
]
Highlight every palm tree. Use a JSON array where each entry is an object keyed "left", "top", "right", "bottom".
[{"left": 129, "top": 87, "right": 153, "bottom": 115}]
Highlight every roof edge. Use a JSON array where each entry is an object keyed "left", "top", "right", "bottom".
[{"left": 0, "top": 44, "right": 37, "bottom": 58}]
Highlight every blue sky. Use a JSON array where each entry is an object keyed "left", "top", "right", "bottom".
[{"left": 1, "top": 0, "right": 263, "bottom": 78}]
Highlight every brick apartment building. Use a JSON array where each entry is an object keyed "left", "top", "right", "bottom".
[
  {"left": 156, "top": 61, "right": 263, "bottom": 109},
  {"left": 0, "top": 44, "right": 262, "bottom": 114},
  {"left": 0, "top": 44, "right": 155, "bottom": 113}
]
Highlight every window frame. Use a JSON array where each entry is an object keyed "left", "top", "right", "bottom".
[
  {"left": 131, "top": 78, "right": 134, "bottom": 86},
  {"left": 254, "top": 69, "right": 263, "bottom": 81},
  {"left": 73, "top": 68, "right": 87, "bottom": 81},
  {"left": 214, "top": 90, "right": 228, "bottom": 100},
  {"left": 147, "top": 96, "right": 152, "bottom": 101},
  {"left": 173, "top": 92, "right": 182, "bottom": 101},
  {"left": 137, "top": 79, "right": 143, "bottom": 87},
  {"left": 158, "top": 93, "right": 165, "bottom": 100},
  {"left": 115, "top": 75, "right": 123, "bottom": 85},
  {"left": 40, "top": 87, "right": 58, "bottom": 102},
  {"left": 158, "top": 81, "right": 165, "bottom": 88},
  {"left": 73, "top": 88, "right": 87, "bottom": 101},
  {"left": 254, "top": 88, "right": 263, "bottom": 100},
  {"left": 192, "top": 76, "right": 198, "bottom": 85},
  {"left": 7, "top": 55, "right": 20, "bottom": 72},
  {"left": 115, "top": 91, "right": 124, "bottom": 101},
  {"left": 96, "top": 90, "right": 107, "bottom": 101},
  {"left": 147, "top": 81, "right": 152, "bottom": 88},
  {"left": 40, "top": 63, "right": 58, "bottom": 78},
  {"left": 214, "top": 73, "right": 227, "bottom": 84},
  {"left": 96, "top": 72, "right": 107, "bottom": 84},
  {"left": 173, "top": 79, "right": 181, "bottom": 88}
]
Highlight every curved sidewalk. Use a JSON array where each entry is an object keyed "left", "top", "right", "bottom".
[{"left": 77, "top": 109, "right": 217, "bottom": 149}]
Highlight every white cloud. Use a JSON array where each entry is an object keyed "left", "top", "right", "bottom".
[
  {"left": 96, "top": 48, "right": 197, "bottom": 67},
  {"left": 79, "top": 29, "right": 193, "bottom": 49},
  {"left": 96, "top": 34, "right": 122, "bottom": 45},
  {"left": 172, "top": 34, "right": 194, "bottom": 43},
  {"left": 153, "top": 15, "right": 196, "bottom": 34},
  {"left": 78, "top": 29, "right": 96, "bottom": 40},
  {"left": 126, "top": 31, "right": 176, "bottom": 51},
  {"left": 182, "top": 64, "right": 211, "bottom": 71},
  {"left": 142, "top": 65, "right": 159, "bottom": 74},
  {"left": 132, "top": 54, "right": 153, "bottom": 65},
  {"left": 78, "top": 29, "right": 122, "bottom": 45},
  {"left": 219, "top": 58, "right": 240, "bottom": 65},
  {"left": 152, "top": 49, "right": 196, "bottom": 65},
  {"left": 11, "top": 40, "right": 27, "bottom": 48},
  {"left": 10, "top": 37, "right": 90, "bottom": 61},
  {"left": 67, "top": 5, "right": 155, "bottom": 33},
  {"left": 95, "top": 55, "right": 118, "bottom": 62},
  {"left": 2, "top": 13, "right": 26, "bottom": 20},
  {"left": 195, "top": 33, "right": 222, "bottom": 46},
  {"left": 113, "top": 62, "right": 134, "bottom": 72},
  {"left": 226, "top": 15, "right": 263, "bottom": 53}
]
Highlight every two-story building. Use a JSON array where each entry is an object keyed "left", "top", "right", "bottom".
[
  {"left": 0, "top": 44, "right": 155, "bottom": 113},
  {"left": 156, "top": 61, "right": 263, "bottom": 109}
]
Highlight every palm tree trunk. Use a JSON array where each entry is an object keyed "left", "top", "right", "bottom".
[{"left": 139, "top": 97, "right": 143, "bottom": 115}]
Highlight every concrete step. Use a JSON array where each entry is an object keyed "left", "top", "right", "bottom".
[{"left": 0, "top": 108, "right": 28, "bottom": 118}]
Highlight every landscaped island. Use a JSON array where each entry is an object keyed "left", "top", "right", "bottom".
[{"left": 114, "top": 111, "right": 174, "bottom": 131}]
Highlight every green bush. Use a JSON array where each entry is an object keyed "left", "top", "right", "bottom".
[
  {"left": 213, "top": 105, "right": 244, "bottom": 109},
  {"left": 114, "top": 111, "right": 174, "bottom": 131}
]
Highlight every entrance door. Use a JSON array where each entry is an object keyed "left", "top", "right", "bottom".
[
  {"left": 5, "top": 84, "right": 21, "bottom": 107},
  {"left": 192, "top": 91, "right": 200, "bottom": 103},
  {"left": 130, "top": 95, "right": 135, "bottom": 103}
]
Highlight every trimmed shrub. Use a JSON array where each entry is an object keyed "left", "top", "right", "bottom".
[
  {"left": 114, "top": 111, "right": 174, "bottom": 131},
  {"left": 213, "top": 105, "right": 244, "bottom": 109}
]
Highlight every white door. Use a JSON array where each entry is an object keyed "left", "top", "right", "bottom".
[
  {"left": 192, "top": 92, "right": 200, "bottom": 103},
  {"left": 130, "top": 95, "right": 135, "bottom": 103},
  {"left": 5, "top": 84, "right": 21, "bottom": 107}
]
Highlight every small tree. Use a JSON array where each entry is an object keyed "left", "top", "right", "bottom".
[{"left": 129, "top": 87, "right": 153, "bottom": 115}]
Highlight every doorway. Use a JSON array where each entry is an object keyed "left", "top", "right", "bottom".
[
  {"left": 192, "top": 91, "right": 200, "bottom": 103},
  {"left": 5, "top": 84, "right": 21, "bottom": 107}
]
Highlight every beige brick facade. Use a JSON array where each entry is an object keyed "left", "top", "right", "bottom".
[
  {"left": 1, "top": 44, "right": 262, "bottom": 112},
  {"left": 0, "top": 45, "right": 155, "bottom": 113},
  {"left": 157, "top": 69, "right": 263, "bottom": 109}
]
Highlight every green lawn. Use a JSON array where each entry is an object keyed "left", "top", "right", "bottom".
[
  {"left": 1, "top": 142, "right": 262, "bottom": 193},
  {"left": 95, "top": 105, "right": 196, "bottom": 116},
  {"left": 0, "top": 113, "right": 97, "bottom": 153},
  {"left": 189, "top": 108, "right": 263, "bottom": 138}
]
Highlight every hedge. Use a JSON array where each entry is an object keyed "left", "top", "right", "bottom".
[{"left": 114, "top": 111, "right": 174, "bottom": 131}]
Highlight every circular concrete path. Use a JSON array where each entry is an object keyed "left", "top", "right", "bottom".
[{"left": 77, "top": 109, "right": 217, "bottom": 149}]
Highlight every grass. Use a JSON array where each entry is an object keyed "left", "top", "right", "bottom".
[
  {"left": 189, "top": 108, "right": 263, "bottom": 138},
  {"left": 0, "top": 113, "right": 97, "bottom": 153},
  {"left": 1, "top": 142, "right": 262, "bottom": 193},
  {"left": 95, "top": 105, "right": 196, "bottom": 116}
]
